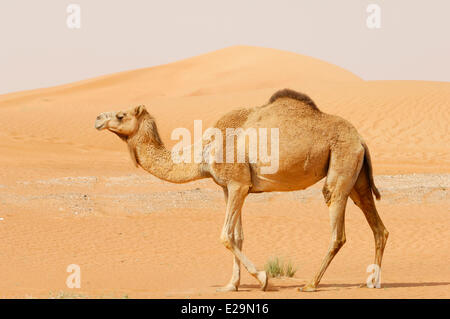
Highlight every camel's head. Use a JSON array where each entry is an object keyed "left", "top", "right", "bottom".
[
  {"left": 95, "top": 105, "right": 147, "bottom": 139},
  {"left": 95, "top": 105, "right": 162, "bottom": 167}
]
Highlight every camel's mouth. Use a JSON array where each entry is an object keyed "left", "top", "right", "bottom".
[
  {"left": 95, "top": 112, "right": 115, "bottom": 130},
  {"left": 95, "top": 122, "right": 106, "bottom": 130}
]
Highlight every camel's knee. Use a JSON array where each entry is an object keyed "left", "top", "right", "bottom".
[
  {"left": 220, "top": 233, "right": 233, "bottom": 250},
  {"left": 375, "top": 228, "right": 389, "bottom": 247},
  {"left": 330, "top": 237, "right": 346, "bottom": 253},
  {"left": 379, "top": 227, "right": 389, "bottom": 239},
  {"left": 384, "top": 229, "right": 389, "bottom": 241}
]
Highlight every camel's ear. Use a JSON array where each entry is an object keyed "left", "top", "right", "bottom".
[{"left": 133, "top": 105, "right": 146, "bottom": 118}]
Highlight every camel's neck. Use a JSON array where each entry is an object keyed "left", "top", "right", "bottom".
[
  {"left": 127, "top": 117, "right": 206, "bottom": 184},
  {"left": 136, "top": 143, "right": 206, "bottom": 183}
]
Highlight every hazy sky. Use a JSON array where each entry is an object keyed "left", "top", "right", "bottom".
[{"left": 1, "top": 0, "right": 449, "bottom": 94}]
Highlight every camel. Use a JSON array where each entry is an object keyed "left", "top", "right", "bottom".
[{"left": 94, "top": 89, "right": 389, "bottom": 292}]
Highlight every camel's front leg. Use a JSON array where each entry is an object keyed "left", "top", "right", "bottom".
[
  {"left": 217, "top": 214, "right": 243, "bottom": 292},
  {"left": 219, "top": 183, "right": 268, "bottom": 291}
]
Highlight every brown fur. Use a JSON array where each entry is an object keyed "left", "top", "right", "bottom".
[{"left": 269, "top": 88, "right": 319, "bottom": 111}]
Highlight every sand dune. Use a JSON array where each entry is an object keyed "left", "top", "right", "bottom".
[
  {"left": 0, "top": 46, "right": 448, "bottom": 178},
  {"left": 0, "top": 46, "right": 448, "bottom": 298}
]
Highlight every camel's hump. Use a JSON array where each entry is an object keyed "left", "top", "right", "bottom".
[{"left": 269, "top": 89, "right": 319, "bottom": 111}]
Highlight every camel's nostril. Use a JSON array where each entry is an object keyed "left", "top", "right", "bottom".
[{"left": 96, "top": 115, "right": 102, "bottom": 120}]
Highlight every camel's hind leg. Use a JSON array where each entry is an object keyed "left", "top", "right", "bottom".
[
  {"left": 300, "top": 147, "right": 365, "bottom": 292},
  {"left": 350, "top": 166, "right": 389, "bottom": 287}
]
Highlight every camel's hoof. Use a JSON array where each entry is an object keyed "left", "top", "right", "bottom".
[
  {"left": 216, "top": 284, "right": 238, "bottom": 292},
  {"left": 360, "top": 281, "right": 381, "bottom": 289},
  {"left": 361, "top": 283, "right": 381, "bottom": 289},
  {"left": 298, "top": 284, "right": 317, "bottom": 292},
  {"left": 257, "top": 271, "right": 268, "bottom": 291}
]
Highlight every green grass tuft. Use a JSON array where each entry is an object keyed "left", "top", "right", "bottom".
[{"left": 264, "top": 257, "right": 297, "bottom": 278}]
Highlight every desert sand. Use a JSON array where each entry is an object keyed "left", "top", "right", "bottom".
[{"left": 0, "top": 46, "right": 448, "bottom": 298}]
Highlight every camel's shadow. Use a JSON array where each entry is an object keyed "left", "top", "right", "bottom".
[{"left": 214, "top": 281, "right": 450, "bottom": 292}]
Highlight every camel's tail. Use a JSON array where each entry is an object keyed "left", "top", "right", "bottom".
[{"left": 362, "top": 141, "right": 381, "bottom": 200}]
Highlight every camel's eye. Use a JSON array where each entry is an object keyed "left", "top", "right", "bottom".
[{"left": 117, "top": 113, "right": 125, "bottom": 120}]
